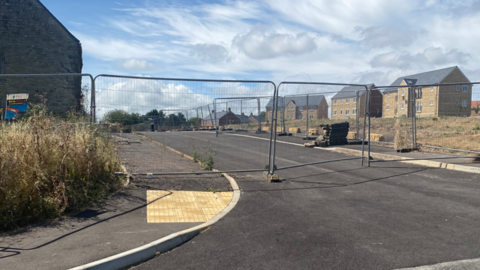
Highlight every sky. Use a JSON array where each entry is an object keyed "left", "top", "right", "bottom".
[{"left": 39, "top": 0, "right": 480, "bottom": 117}]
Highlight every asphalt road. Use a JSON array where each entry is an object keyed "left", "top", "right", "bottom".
[{"left": 134, "top": 131, "right": 480, "bottom": 270}]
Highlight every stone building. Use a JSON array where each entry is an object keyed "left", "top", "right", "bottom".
[
  {"left": 0, "top": 0, "right": 83, "bottom": 115},
  {"left": 265, "top": 95, "right": 329, "bottom": 122},
  {"left": 383, "top": 66, "right": 471, "bottom": 118},
  {"left": 331, "top": 84, "right": 382, "bottom": 119},
  {"left": 201, "top": 109, "right": 241, "bottom": 127}
]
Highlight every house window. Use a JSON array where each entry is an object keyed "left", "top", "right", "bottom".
[
  {"left": 401, "top": 102, "right": 404, "bottom": 109},
  {"left": 280, "top": 115, "right": 283, "bottom": 120},
  {"left": 430, "top": 86, "right": 434, "bottom": 91},
  {"left": 401, "top": 88, "right": 405, "bottom": 96},
  {"left": 353, "top": 109, "right": 356, "bottom": 115},
  {"left": 346, "top": 98, "right": 350, "bottom": 104},
  {"left": 430, "top": 99, "right": 433, "bottom": 106},
  {"left": 456, "top": 85, "right": 460, "bottom": 91},
  {"left": 333, "top": 110, "right": 337, "bottom": 116},
  {"left": 387, "top": 105, "right": 390, "bottom": 110},
  {"left": 463, "top": 86, "right": 468, "bottom": 92},
  {"left": 333, "top": 99, "right": 337, "bottom": 105},
  {"left": 387, "top": 93, "right": 390, "bottom": 98},
  {"left": 299, "top": 115, "right": 303, "bottom": 120},
  {"left": 416, "top": 88, "right": 422, "bottom": 98},
  {"left": 287, "top": 115, "right": 290, "bottom": 119},
  {"left": 309, "top": 106, "right": 314, "bottom": 111},
  {"left": 309, "top": 115, "right": 313, "bottom": 119},
  {"left": 340, "top": 109, "right": 343, "bottom": 115},
  {"left": 462, "top": 100, "right": 467, "bottom": 107},
  {"left": 346, "top": 109, "right": 350, "bottom": 115},
  {"left": 299, "top": 107, "right": 303, "bottom": 111},
  {"left": 340, "top": 100, "right": 343, "bottom": 105},
  {"left": 456, "top": 100, "right": 459, "bottom": 106},
  {"left": 353, "top": 97, "right": 357, "bottom": 103},
  {"left": 416, "top": 101, "right": 422, "bottom": 112}
]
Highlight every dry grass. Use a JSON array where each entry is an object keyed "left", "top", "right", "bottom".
[{"left": 0, "top": 108, "right": 122, "bottom": 231}]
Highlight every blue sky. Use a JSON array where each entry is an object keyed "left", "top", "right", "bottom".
[{"left": 42, "top": 0, "right": 480, "bottom": 99}]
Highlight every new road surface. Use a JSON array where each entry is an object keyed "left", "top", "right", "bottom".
[{"left": 134, "top": 131, "right": 480, "bottom": 270}]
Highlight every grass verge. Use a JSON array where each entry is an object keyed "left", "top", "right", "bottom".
[{"left": 0, "top": 109, "right": 122, "bottom": 231}]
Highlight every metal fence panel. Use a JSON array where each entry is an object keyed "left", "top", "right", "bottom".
[
  {"left": 270, "top": 82, "right": 370, "bottom": 173},
  {"left": 94, "top": 74, "right": 276, "bottom": 175}
]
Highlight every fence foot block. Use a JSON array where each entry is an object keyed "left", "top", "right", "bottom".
[{"left": 263, "top": 171, "right": 280, "bottom": 183}]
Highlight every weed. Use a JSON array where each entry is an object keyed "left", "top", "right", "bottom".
[
  {"left": 192, "top": 144, "right": 199, "bottom": 163},
  {"left": 473, "top": 125, "right": 480, "bottom": 131},
  {"left": 432, "top": 117, "right": 438, "bottom": 121},
  {"left": 0, "top": 106, "right": 121, "bottom": 231},
  {"left": 199, "top": 144, "right": 215, "bottom": 171}
]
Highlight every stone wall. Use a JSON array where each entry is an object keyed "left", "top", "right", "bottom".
[
  {"left": 439, "top": 68, "right": 471, "bottom": 117},
  {"left": 0, "top": 0, "right": 83, "bottom": 115}
]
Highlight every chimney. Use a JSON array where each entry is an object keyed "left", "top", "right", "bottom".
[
  {"left": 250, "top": 112, "right": 253, "bottom": 116},
  {"left": 241, "top": 112, "right": 244, "bottom": 116},
  {"left": 228, "top": 107, "right": 231, "bottom": 112},
  {"left": 212, "top": 110, "right": 215, "bottom": 113}
]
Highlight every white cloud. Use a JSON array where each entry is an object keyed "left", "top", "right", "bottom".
[
  {"left": 121, "top": 58, "right": 157, "bottom": 71},
  {"left": 232, "top": 25, "right": 317, "bottom": 60},
  {"left": 190, "top": 44, "right": 230, "bottom": 63},
  {"left": 355, "top": 26, "right": 425, "bottom": 48},
  {"left": 370, "top": 47, "right": 472, "bottom": 69}
]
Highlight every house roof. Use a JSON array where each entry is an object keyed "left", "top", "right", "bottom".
[
  {"left": 472, "top": 101, "right": 480, "bottom": 109},
  {"left": 266, "top": 95, "right": 325, "bottom": 109},
  {"left": 331, "top": 84, "right": 374, "bottom": 99},
  {"left": 250, "top": 115, "right": 266, "bottom": 122},
  {"left": 235, "top": 114, "right": 251, "bottom": 123},
  {"left": 202, "top": 111, "right": 227, "bottom": 120},
  {"left": 390, "top": 66, "right": 467, "bottom": 87}
]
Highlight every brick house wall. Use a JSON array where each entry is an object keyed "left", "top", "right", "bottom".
[
  {"left": 267, "top": 97, "right": 329, "bottom": 121},
  {"left": 0, "top": 0, "right": 83, "bottom": 114},
  {"left": 438, "top": 68, "right": 471, "bottom": 117},
  {"left": 331, "top": 90, "right": 382, "bottom": 119}
]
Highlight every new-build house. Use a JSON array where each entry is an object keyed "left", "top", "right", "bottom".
[
  {"left": 265, "top": 95, "right": 329, "bottom": 121},
  {"left": 383, "top": 66, "right": 472, "bottom": 118},
  {"left": 331, "top": 84, "right": 382, "bottom": 119},
  {"left": 201, "top": 109, "right": 241, "bottom": 127},
  {"left": 248, "top": 112, "right": 265, "bottom": 124}
]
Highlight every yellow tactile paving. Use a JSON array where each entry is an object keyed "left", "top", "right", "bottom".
[{"left": 146, "top": 190, "right": 233, "bottom": 223}]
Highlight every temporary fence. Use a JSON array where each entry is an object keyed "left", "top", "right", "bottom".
[
  {"left": 93, "top": 74, "right": 277, "bottom": 175},
  {"left": 368, "top": 81, "right": 480, "bottom": 163},
  {"left": 271, "top": 82, "right": 371, "bottom": 171}
]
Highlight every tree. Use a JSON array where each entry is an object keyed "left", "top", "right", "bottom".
[
  {"left": 187, "top": 117, "right": 202, "bottom": 127},
  {"left": 260, "top": 111, "right": 266, "bottom": 117},
  {"left": 103, "top": 110, "right": 140, "bottom": 126}
]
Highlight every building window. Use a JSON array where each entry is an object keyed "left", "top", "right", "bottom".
[
  {"left": 333, "top": 99, "right": 337, "bottom": 105},
  {"left": 387, "top": 93, "right": 390, "bottom": 98},
  {"left": 430, "top": 86, "right": 434, "bottom": 91},
  {"left": 287, "top": 115, "right": 290, "bottom": 119},
  {"left": 456, "top": 100, "right": 459, "bottom": 106},
  {"left": 309, "top": 115, "right": 313, "bottom": 119},
  {"left": 462, "top": 100, "right": 467, "bottom": 107},
  {"left": 346, "top": 109, "right": 350, "bottom": 115},
  {"left": 353, "top": 109, "right": 356, "bottom": 115},
  {"left": 299, "top": 106, "right": 303, "bottom": 111},
  {"left": 401, "top": 88, "right": 405, "bottom": 96},
  {"left": 309, "top": 106, "right": 314, "bottom": 111},
  {"left": 401, "top": 102, "right": 404, "bottom": 109},
  {"left": 353, "top": 97, "right": 357, "bottom": 103},
  {"left": 333, "top": 110, "right": 337, "bottom": 116},
  {"left": 299, "top": 115, "right": 303, "bottom": 120},
  {"left": 463, "top": 86, "right": 468, "bottom": 92},
  {"left": 430, "top": 99, "right": 433, "bottom": 106},
  {"left": 340, "top": 99, "right": 343, "bottom": 105},
  {"left": 340, "top": 109, "right": 343, "bottom": 115},
  {"left": 387, "top": 105, "right": 390, "bottom": 110},
  {"left": 346, "top": 98, "right": 350, "bottom": 104},
  {"left": 280, "top": 115, "right": 283, "bottom": 120},
  {"left": 416, "top": 87, "right": 422, "bottom": 98},
  {"left": 416, "top": 101, "right": 422, "bottom": 112},
  {"left": 456, "top": 85, "right": 460, "bottom": 91}
]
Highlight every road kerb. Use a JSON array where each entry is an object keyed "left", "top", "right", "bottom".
[
  {"left": 68, "top": 134, "right": 241, "bottom": 270},
  {"left": 330, "top": 147, "right": 480, "bottom": 175}
]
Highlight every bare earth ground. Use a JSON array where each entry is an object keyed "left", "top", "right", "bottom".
[{"left": 0, "top": 132, "right": 230, "bottom": 270}]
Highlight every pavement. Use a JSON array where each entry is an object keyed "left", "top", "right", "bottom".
[
  {"left": 0, "top": 133, "right": 234, "bottom": 270},
  {"left": 130, "top": 131, "right": 480, "bottom": 270}
]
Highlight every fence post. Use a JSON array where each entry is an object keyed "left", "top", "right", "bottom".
[
  {"left": 367, "top": 87, "right": 371, "bottom": 167},
  {"left": 257, "top": 98, "right": 261, "bottom": 132},
  {"left": 306, "top": 94, "right": 309, "bottom": 136},
  {"left": 356, "top": 90, "right": 359, "bottom": 140}
]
